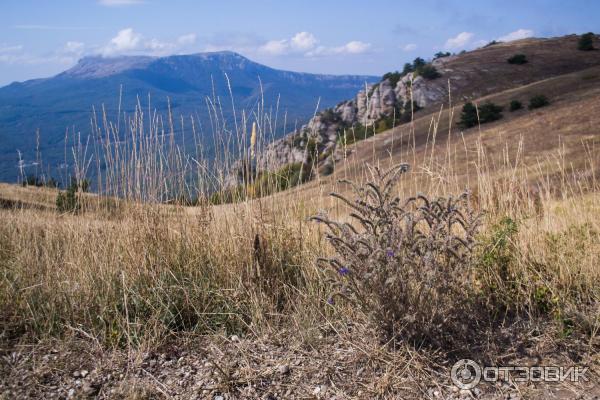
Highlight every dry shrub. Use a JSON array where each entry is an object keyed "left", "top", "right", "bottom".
[{"left": 313, "top": 164, "right": 482, "bottom": 348}]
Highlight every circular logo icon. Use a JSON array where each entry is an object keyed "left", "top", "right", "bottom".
[{"left": 451, "top": 359, "right": 482, "bottom": 389}]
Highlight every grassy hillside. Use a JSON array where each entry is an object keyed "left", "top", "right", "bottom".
[{"left": 1, "top": 37, "right": 600, "bottom": 399}]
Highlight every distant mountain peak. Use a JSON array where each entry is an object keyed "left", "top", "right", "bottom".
[{"left": 63, "top": 55, "right": 157, "bottom": 78}]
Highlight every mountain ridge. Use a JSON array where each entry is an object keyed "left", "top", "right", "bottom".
[{"left": 0, "top": 51, "right": 378, "bottom": 183}]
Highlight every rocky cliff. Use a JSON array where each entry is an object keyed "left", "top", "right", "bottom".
[{"left": 233, "top": 56, "right": 453, "bottom": 183}]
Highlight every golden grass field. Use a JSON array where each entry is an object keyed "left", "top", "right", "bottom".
[{"left": 1, "top": 42, "right": 600, "bottom": 399}]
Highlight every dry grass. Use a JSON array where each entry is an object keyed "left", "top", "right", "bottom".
[{"left": 1, "top": 55, "right": 600, "bottom": 398}]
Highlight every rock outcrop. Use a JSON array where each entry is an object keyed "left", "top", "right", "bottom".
[{"left": 227, "top": 59, "right": 452, "bottom": 186}]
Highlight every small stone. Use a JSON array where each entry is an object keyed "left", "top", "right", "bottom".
[
  {"left": 80, "top": 369, "right": 89, "bottom": 378},
  {"left": 230, "top": 335, "right": 240, "bottom": 342},
  {"left": 278, "top": 365, "right": 290, "bottom": 375},
  {"left": 82, "top": 382, "right": 100, "bottom": 397},
  {"left": 72, "top": 371, "right": 81, "bottom": 378},
  {"left": 214, "top": 396, "right": 224, "bottom": 400},
  {"left": 67, "top": 388, "right": 75, "bottom": 398}
]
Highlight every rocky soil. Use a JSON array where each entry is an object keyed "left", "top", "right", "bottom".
[{"left": 2, "top": 324, "right": 598, "bottom": 399}]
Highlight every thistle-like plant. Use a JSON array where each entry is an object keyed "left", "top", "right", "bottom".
[{"left": 313, "top": 164, "right": 482, "bottom": 347}]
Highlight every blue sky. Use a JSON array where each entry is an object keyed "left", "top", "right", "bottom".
[{"left": 1, "top": 0, "right": 599, "bottom": 85}]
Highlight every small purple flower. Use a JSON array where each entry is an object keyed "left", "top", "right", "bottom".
[
  {"left": 338, "top": 267, "right": 350, "bottom": 276},
  {"left": 327, "top": 297, "right": 335, "bottom": 305},
  {"left": 386, "top": 249, "right": 395, "bottom": 258}
]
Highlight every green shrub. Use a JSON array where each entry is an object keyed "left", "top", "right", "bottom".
[
  {"left": 55, "top": 177, "right": 89, "bottom": 212},
  {"left": 509, "top": 100, "right": 523, "bottom": 111},
  {"left": 528, "top": 95, "right": 549, "bottom": 110},
  {"left": 253, "top": 162, "right": 311, "bottom": 196},
  {"left": 382, "top": 71, "right": 402, "bottom": 87},
  {"left": 458, "top": 102, "right": 503, "bottom": 128},
  {"left": 23, "top": 175, "right": 42, "bottom": 187},
  {"left": 319, "top": 109, "right": 341, "bottom": 124},
  {"left": 416, "top": 64, "right": 441, "bottom": 80},
  {"left": 476, "top": 217, "right": 520, "bottom": 313},
  {"left": 412, "top": 57, "right": 426, "bottom": 69},
  {"left": 340, "top": 123, "right": 375, "bottom": 146},
  {"left": 478, "top": 102, "right": 503, "bottom": 123},
  {"left": 433, "top": 51, "right": 451, "bottom": 59},
  {"left": 458, "top": 102, "right": 478, "bottom": 128},
  {"left": 507, "top": 54, "right": 528, "bottom": 64},
  {"left": 578, "top": 32, "right": 595, "bottom": 51},
  {"left": 56, "top": 182, "right": 80, "bottom": 213}
]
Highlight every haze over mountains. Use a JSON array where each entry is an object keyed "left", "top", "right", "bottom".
[{"left": 0, "top": 51, "right": 377, "bottom": 183}]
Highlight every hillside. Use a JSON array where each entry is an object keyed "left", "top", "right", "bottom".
[
  {"left": 0, "top": 51, "right": 377, "bottom": 183},
  {"left": 237, "top": 34, "right": 600, "bottom": 188}
]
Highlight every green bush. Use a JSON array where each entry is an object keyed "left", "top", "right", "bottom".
[
  {"left": 578, "top": 32, "right": 595, "bottom": 51},
  {"left": 479, "top": 102, "right": 503, "bottom": 123},
  {"left": 528, "top": 95, "right": 549, "bottom": 110},
  {"left": 56, "top": 177, "right": 89, "bottom": 213},
  {"left": 56, "top": 182, "right": 80, "bottom": 213},
  {"left": 507, "top": 54, "right": 528, "bottom": 64},
  {"left": 458, "top": 102, "right": 479, "bottom": 128},
  {"left": 382, "top": 71, "right": 402, "bottom": 87},
  {"left": 433, "top": 51, "right": 451, "bottom": 59},
  {"left": 416, "top": 64, "right": 441, "bottom": 80},
  {"left": 412, "top": 57, "right": 426, "bottom": 69},
  {"left": 319, "top": 109, "right": 341, "bottom": 124},
  {"left": 459, "top": 102, "right": 503, "bottom": 128},
  {"left": 509, "top": 100, "right": 523, "bottom": 111}
]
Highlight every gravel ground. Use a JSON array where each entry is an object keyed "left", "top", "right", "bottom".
[{"left": 1, "top": 326, "right": 598, "bottom": 399}]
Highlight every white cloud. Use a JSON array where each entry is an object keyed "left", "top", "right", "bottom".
[
  {"left": 99, "top": 28, "right": 199, "bottom": 57},
  {"left": 145, "top": 38, "right": 172, "bottom": 52},
  {"left": 0, "top": 44, "right": 76, "bottom": 66},
  {"left": 258, "top": 32, "right": 369, "bottom": 57},
  {"left": 259, "top": 39, "right": 289, "bottom": 55},
  {"left": 402, "top": 43, "right": 417, "bottom": 51},
  {"left": 498, "top": 29, "right": 534, "bottom": 42},
  {"left": 444, "top": 32, "right": 474, "bottom": 49},
  {"left": 333, "top": 41, "right": 371, "bottom": 54},
  {"left": 177, "top": 33, "right": 197, "bottom": 46},
  {"left": 290, "top": 32, "right": 317, "bottom": 51},
  {"left": 0, "top": 44, "right": 23, "bottom": 54},
  {"left": 63, "top": 41, "right": 85, "bottom": 54},
  {"left": 98, "top": 0, "right": 144, "bottom": 6},
  {"left": 259, "top": 32, "right": 318, "bottom": 55},
  {"left": 102, "top": 28, "right": 142, "bottom": 55}
]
